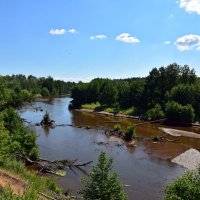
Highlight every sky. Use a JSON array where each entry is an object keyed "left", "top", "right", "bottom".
[{"left": 0, "top": 0, "right": 200, "bottom": 82}]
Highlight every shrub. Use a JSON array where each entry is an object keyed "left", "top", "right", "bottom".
[
  {"left": 0, "top": 108, "right": 39, "bottom": 159},
  {"left": 165, "top": 101, "right": 195, "bottom": 123},
  {"left": 41, "top": 87, "right": 50, "bottom": 97},
  {"left": 124, "top": 125, "right": 136, "bottom": 141},
  {"left": 43, "top": 111, "right": 51, "bottom": 124},
  {"left": 145, "top": 104, "right": 164, "bottom": 120},
  {"left": 80, "top": 151, "right": 128, "bottom": 200},
  {"left": 165, "top": 167, "right": 200, "bottom": 200}
]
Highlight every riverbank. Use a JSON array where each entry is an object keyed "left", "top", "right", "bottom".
[
  {"left": 75, "top": 108, "right": 140, "bottom": 120},
  {"left": 75, "top": 108, "right": 200, "bottom": 128},
  {"left": 0, "top": 158, "right": 65, "bottom": 199}
]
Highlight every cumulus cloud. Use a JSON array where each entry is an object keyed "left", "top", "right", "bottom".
[
  {"left": 49, "top": 28, "right": 66, "bottom": 35},
  {"left": 116, "top": 33, "right": 140, "bottom": 43},
  {"left": 68, "top": 28, "right": 78, "bottom": 34},
  {"left": 179, "top": 0, "right": 200, "bottom": 14},
  {"left": 164, "top": 41, "right": 171, "bottom": 45},
  {"left": 49, "top": 28, "right": 78, "bottom": 35},
  {"left": 90, "top": 35, "right": 107, "bottom": 40},
  {"left": 175, "top": 34, "right": 200, "bottom": 51}
]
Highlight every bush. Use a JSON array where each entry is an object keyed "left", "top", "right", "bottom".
[
  {"left": 80, "top": 151, "right": 128, "bottom": 200},
  {"left": 124, "top": 125, "right": 136, "bottom": 141},
  {"left": 165, "top": 101, "right": 195, "bottom": 123},
  {"left": 0, "top": 108, "right": 39, "bottom": 159},
  {"left": 165, "top": 167, "right": 200, "bottom": 200},
  {"left": 145, "top": 104, "right": 164, "bottom": 120},
  {"left": 43, "top": 111, "right": 51, "bottom": 124},
  {"left": 41, "top": 87, "right": 50, "bottom": 97}
]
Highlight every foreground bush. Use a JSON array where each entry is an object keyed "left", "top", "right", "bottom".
[
  {"left": 0, "top": 108, "right": 38, "bottom": 160},
  {"left": 80, "top": 151, "right": 128, "bottom": 200},
  {"left": 165, "top": 167, "right": 200, "bottom": 200}
]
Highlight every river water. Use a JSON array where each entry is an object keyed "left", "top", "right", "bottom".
[{"left": 19, "top": 97, "right": 200, "bottom": 200}]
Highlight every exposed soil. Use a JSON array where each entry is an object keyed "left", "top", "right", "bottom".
[{"left": 0, "top": 170, "right": 25, "bottom": 196}]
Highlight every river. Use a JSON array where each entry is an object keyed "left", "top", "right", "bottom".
[{"left": 19, "top": 97, "right": 200, "bottom": 200}]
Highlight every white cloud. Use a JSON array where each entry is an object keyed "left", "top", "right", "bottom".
[
  {"left": 179, "top": 0, "right": 200, "bottom": 14},
  {"left": 164, "top": 41, "right": 171, "bottom": 45},
  {"left": 90, "top": 35, "right": 107, "bottom": 40},
  {"left": 175, "top": 34, "right": 200, "bottom": 51},
  {"left": 49, "top": 28, "right": 78, "bottom": 35},
  {"left": 49, "top": 28, "right": 66, "bottom": 35},
  {"left": 68, "top": 28, "right": 78, "bottom": 34},
  {"left": 116, "top": 33, "right": 140, "bottom": 43}
]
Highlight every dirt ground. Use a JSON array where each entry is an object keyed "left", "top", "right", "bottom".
[{"left": 0, "top": 170, "right": 25, "bottom": 196}]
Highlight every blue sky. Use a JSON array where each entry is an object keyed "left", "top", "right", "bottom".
[{"left": 0, "top": 0, "right": 200, "bottom": 82}]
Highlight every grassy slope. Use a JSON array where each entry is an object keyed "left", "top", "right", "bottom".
[{"left": 0, "top": 157, "right": 62, "bottom": 199}]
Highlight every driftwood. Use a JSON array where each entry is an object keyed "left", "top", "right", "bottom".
[
  {"left": 40, "top": 119, "right": 56, "bottom": 126},
  {"left": 16, "top": 153, "right": 93, "bottom": 175},
  {"left": 105, "top": 127, "right": 176, "bottom": 143},
  {"left": 134, "top": 118, "right": 167, "bottom": 126}
]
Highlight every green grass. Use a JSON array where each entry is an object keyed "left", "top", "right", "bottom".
[
  {"left": 81, "top": 103, "right": 135, "bottom": 116},
  {"left": 81, "top": 102, "right": 101, "bottom": 110},
  {"left": 0, "top": 157, "right": 62, "bottom": 199},
  {"left": 103, "top": 107, "right": 116, "bottom": 113},
  {"left": 119, "top": 108, "right": 135, "bottom": 116}
]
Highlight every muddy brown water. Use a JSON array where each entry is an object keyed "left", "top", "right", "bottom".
[{"left": 19, "top": 97, "right": 200, "bottom": 200}]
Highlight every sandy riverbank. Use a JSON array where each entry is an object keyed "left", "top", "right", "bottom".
[{"left": 75, "top": 108, "right": 140, "bottom": 120}]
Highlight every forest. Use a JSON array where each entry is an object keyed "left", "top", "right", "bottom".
[
  {"left": 71, "top": 63, "right": 200, "bottom": 124},
  {"left": 0, "top": 75, "right": 75, "bottom": 109}
]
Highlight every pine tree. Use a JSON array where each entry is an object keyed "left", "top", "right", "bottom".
[{"left": 80, "top": 151, "right": 128, "bottom": 200}]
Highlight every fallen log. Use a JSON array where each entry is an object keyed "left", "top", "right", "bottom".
[
  {"left": 74, "top": 161, "right": 93, "bottom": 167},
  {"left": 16, "top": 153, "right": 93, "bottom": 176}
]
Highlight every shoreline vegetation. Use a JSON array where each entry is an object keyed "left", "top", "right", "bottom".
[{"left": 70, "top": 63, "right": 200, "bottom": 126}]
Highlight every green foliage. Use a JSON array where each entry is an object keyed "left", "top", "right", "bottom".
[
  {"left": 70, "top": 63, "right": 200, "bottom": 122},
  {"left": 41, "top": 87, "right": 50, "bottom": 97},
  {"left": 99, "top": 81, "right": 118, "bottom": 106},
  {"left": 165, "top": 167, "right": 200, "bottom": 200},
  {"left": 119, "top": 107, "right": 135, "bottom": 116},
  {"left": 0, "top": 108, "right": 39, "bottom": 160},
  {"left": 124, "top": 125, "right": 136, "bottom": 141},
  {"left": 145, "top": 104, "right": 164, "bottom": 120},
  {"left": 71, "top": 83, "right": 88, "bottom": 107},
  {"left": 81, "top": 102, "right": 101, "bottom": 110},
  {"left": 80, "top": 151, "right": 128, "bottom": 200},
  {"left": 1, "top": 74, "right": 74, "bottom": 103},
  {"left": 43, "top": 111, "right": 51, "bottom": 124},
  {"left": 0, "top": 122, "right": 11, "bottom": 159},
  {"left": 168, "top": 84, "right": 196, "bottom": 106},
  {"left": 165, "top": 101, "right": 195, "bottom": 123}
]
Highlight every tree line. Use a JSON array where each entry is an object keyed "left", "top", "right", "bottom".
[
  {"left": 71, "top": 63, "right": 200, "bottom": 123},
  {"left": 0, "top": 74, "right": 75, "bottom": 109}
]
